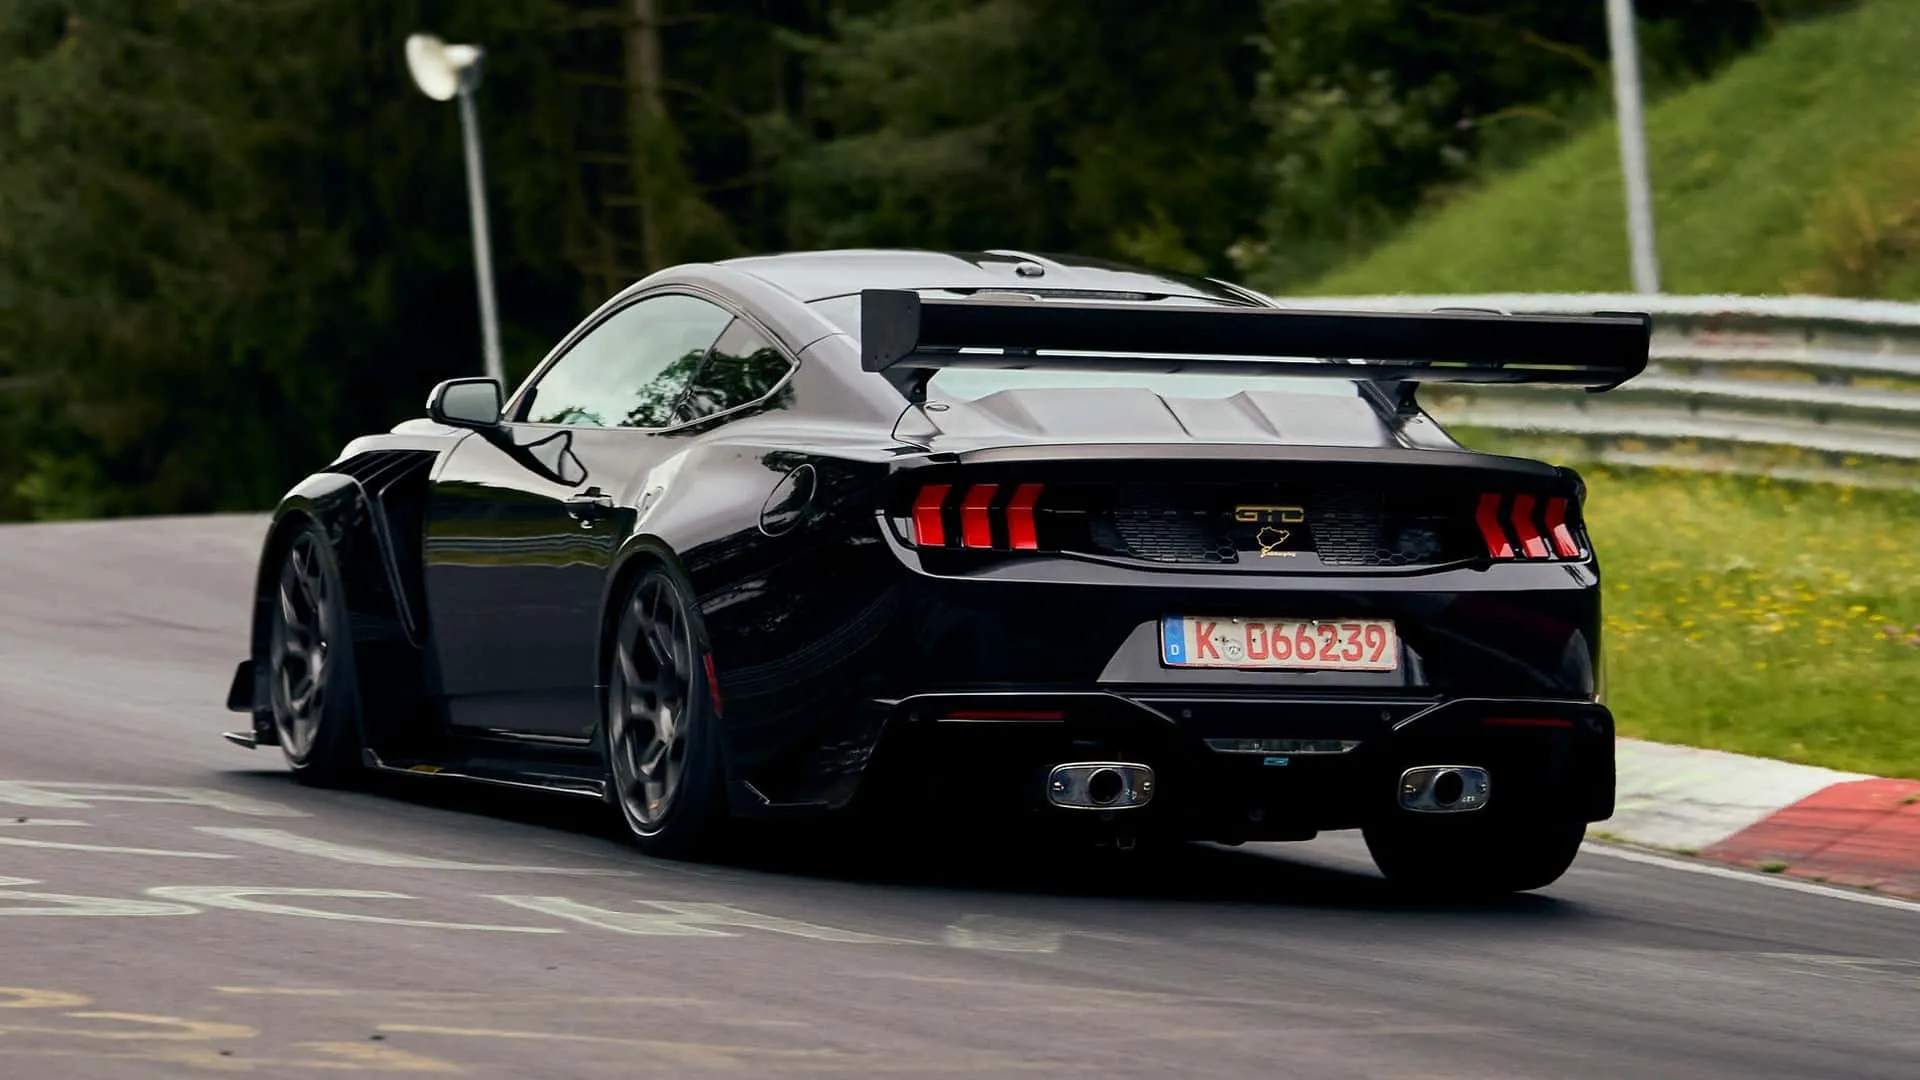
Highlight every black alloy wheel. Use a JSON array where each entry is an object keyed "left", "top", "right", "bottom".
[
  {"left": 606, "top": 564, "right": 727, "bottom": 857},
  {"left": 267, "top": 524, "right": 362, "bottom": 786}
]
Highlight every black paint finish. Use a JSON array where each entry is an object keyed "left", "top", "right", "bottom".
[{"left": 229, "top": 248, "right": 1628, "bottom": 841}]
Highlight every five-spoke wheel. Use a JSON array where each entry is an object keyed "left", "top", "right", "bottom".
[{"left": 606, "top": 564, "right": 726, "bottom": 856}]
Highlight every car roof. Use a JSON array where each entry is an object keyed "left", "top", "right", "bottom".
[{"left": 716, "top": 248, "right": 1263, "bottom": 307}]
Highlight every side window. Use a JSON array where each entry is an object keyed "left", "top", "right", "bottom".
[
  {"left": 677, "top": 319, "right": 795, "bottom": 423},
  {"left": 519, "top": 294, "right": 733, "bottom": 429}
]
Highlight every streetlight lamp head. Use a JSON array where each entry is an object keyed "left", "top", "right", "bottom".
[{"left": 405, "top": 33, "right": 484, "bottom": 101}]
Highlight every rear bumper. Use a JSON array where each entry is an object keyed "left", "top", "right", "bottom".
[
  {"left": 706, "top": 532, "right": 1609, "bottom": 826},
  {"left": 857, "top": 690, "right": 1614, "bottom": 840}
]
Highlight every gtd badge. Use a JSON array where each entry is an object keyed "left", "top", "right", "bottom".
[{"left": 1233, "top": 505, "right": 1307, "bottom": 558}]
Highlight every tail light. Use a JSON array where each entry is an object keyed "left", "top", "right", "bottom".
[
  {"left": 1476, "top": 492, "right": 1584, "bottom": 561},
  {"left": 909, "top": 481, "right": 1047, "bottom": 551},
  {"left": 911, "top": 484, "right": 951, "bottom": 547}
]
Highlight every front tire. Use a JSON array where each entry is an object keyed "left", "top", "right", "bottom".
[
  {"left": 1363, "top": 813, "right": 1586, "bottom": 897},
  {"left": 266, "top": 523, "right": 363, "bottom": 787},
  {"left": 605, "top": 563, "right": 729, "bottom": 859}
]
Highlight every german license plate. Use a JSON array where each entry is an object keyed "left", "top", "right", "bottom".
[{"left": 1161, "top": 617, "right": 1398, "bottom": 671}]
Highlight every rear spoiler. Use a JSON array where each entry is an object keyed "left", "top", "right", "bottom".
[{"left": 859, "top": 288, "right": 1651, "bottom": 400}]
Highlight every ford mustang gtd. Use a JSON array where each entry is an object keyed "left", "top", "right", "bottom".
[{"left": 223, "top": 249, "right": 1646, "bottom": 895}]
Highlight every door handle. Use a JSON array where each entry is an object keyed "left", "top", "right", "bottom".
[{"left": 564, "top": 487, "right": 617, "bottom": 525}]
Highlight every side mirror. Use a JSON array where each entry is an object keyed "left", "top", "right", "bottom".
[{"left": 427, "top": 378, "right": 502, "bottom": 428}]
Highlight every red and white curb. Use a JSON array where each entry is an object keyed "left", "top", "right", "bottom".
[{"left": 1608, "top": 738, "right": 1920, "bottom": 899}]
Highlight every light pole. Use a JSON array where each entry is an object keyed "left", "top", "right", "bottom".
[
  {"left": 1605, "top": 0, "right": 1661, "bottom": 294},
  {"left": 405, "top": 33, "right": 505, "bottom": 385}
]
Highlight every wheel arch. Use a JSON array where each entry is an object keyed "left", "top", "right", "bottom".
[
  {"left": 241, "top": 454, "right": 438, "bottom": 745},
  {"left": 596, "top": 536, "right": 708, "bottom": 713}
]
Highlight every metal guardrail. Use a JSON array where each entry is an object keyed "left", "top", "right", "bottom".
[{"left": 1310, "top": 293, "right": 1920, "bottom": 477}]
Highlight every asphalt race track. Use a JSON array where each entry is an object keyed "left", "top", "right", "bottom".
[{"left": 1, "top": 514, "right": 1915, "bottom": 1080}]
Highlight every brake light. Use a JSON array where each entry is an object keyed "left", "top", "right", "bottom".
[
  {"left": 1006, "top": 483, "right": 1043, "bottom": 550},
  {"left": 1510, "top": 494, "right": 1551, "bottom": 558},
  {"left": 907, "top": 481, "right": 1048, "bottom": 551},
  {"left": 911, "top": 484, "right": 950, "bottom": 547},
  {"left": 960, "top": 483, "right": 998, "bottom": 547},
  {"left": 1477, "top": 492, "right": 1585, "bottom": 562},
  {"left": 1475, "top": 493, "right": 1513, "bottom": 559},
  {"left": 1543, "top": 497, "right": 1580, "bottom": 557}
]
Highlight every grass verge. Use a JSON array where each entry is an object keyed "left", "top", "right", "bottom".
[{"left": 1491, "top": 449, "right": 1920, "bottom": 778}]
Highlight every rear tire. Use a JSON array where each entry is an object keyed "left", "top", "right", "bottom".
[
  {"left": 266, "top": 522, "right": 364, "bottom": 787},
  {"left": 604, "top": 563, "right": 729, "bottom": 859},
  {"left": 1363, "top": 813, "right": 1586, "bottom": 897}
]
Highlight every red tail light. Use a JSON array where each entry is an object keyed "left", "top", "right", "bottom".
[
  {"left": 911, "top": 484, "right": 950, "bottom": 547},
  {"left": 1510, "top": 494, "right": 1551, "bottom": 558},
  {"left": 960, "top": 483, "right": 998, "bottom": 547},
  {"left": 907, "top": 481, "right": 1048, "bottom": 551},
  {"left": 1475, "top": 493, "right": 1514, "bottom": 559},
  {"left": 1477, "top": 492, "right": 1585, "bottom": 562},
  {"left": 1543, "top": 497, "right": 1580, "bottom": 557},
  {"left": 1006, "top": 483, "right": 1043, "bottom": 550}
]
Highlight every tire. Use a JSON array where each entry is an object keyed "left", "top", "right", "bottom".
[
  {"left": 265, "top": 522, "right": 364, "bottom": 787},
  {"left": 1362, "top": 813, "right": 1586, "bottom": 897},
  {"left": 604, "top": 562, "right": 729, "bottom": 859}
]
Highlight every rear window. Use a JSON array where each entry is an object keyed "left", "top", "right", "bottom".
[{"left": 807, "top": 291, "right": 1362, "bottom": 402}]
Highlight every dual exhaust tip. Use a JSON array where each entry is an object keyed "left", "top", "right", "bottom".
[
  {"left": 1047, "top": 762, "right": 1154, "bottom": 810},
  {"left": 1044, "top": 761, "right": 1489, "bottom": 814}
]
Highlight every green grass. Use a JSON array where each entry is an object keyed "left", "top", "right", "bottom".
[
  {"left": 1302, "top": 0, "right": 1920, "bottom": 299},
  {"left": 1541, "top": 460, "right": 1920, "bottom": 778}
]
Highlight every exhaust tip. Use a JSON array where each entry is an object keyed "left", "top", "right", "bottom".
[
  {"left": 1398, "top": 765, "right": 1490, "bottom": 813},
  {"left": 1085, "top": 767, "right": 1125, "bottom": 806},
  {"left": 1048, "top": 762, "right": 1154, "bottom": 810}
]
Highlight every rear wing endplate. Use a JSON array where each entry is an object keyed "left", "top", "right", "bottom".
[{"left": 859, "top": 288, "right": 1651, "bottom": 401}]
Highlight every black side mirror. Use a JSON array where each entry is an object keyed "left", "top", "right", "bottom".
[{"left": 427, "top": 378, "right": 503, "bottom": 428}]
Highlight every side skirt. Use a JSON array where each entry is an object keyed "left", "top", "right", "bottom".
[{"left": 359, "top": 744, "right": 610, "bottom": 802}]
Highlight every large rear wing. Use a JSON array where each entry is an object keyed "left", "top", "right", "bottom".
[{"left": 858, "top": 288, "right": 1651, "bottom": 400}]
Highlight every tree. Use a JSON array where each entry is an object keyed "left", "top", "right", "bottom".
[
  {"left": 1245, "top": 0, "right": 1855, "bottom": 288},
  {"left": 771, "top": 0, "right": 1268, "bottom": 278},
  {"left": 0, "top": 0, "right": 585, "bottom": 518}
]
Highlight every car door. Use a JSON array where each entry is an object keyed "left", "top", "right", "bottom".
[{"left": 423, "top": 292, "right": 735, "bottom": 738}]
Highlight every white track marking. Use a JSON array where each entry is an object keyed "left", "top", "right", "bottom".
[
  {"left": 145, "top": 887, "right": 564, "bottom": 933},
  {"left": 196, "top": 827, "right": 633, "bottom": 875},
  {"left": 0, "top": 819, "right": 89, "bottom": 827},
  {"left": 942, "top": 914, "right": 1066, "bottom": 953},
  {"left": 0, "top": 837, "right": 232, "bottom": 859},
  {"left": 490, "top": 896, "right": 916, "bottom": 943},
  {"left": 0, "top": 886, "right": 201, "bottom": 917},
  {"left": 0, "top": 782, "right": 306, "bottom": 817},
  {"left": 1580, "top": 842, "right": 1920, "bottom": 913}
]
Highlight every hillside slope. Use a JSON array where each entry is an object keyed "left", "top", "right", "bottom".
[{"left": 1305, "top": 0, "right": 1920, "bottom": 299}]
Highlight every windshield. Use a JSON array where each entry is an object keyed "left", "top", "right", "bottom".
[{"left": 807, "top": 292, "right": 1362, "bottom": 402}]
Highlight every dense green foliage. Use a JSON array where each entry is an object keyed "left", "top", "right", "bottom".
[
  {"left": 1310, "top": 0, "right": 1920, "bottom": 297},
  {"left": 1247, "top": 0, "right": 1850, "bottom": 283},
  {"left": 0, "top": 0, "right": 1861, "bottom": 519}
]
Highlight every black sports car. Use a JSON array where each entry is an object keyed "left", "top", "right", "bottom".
[{"left": 224, "top": 249, "right": 1648, "bottom": 895}]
